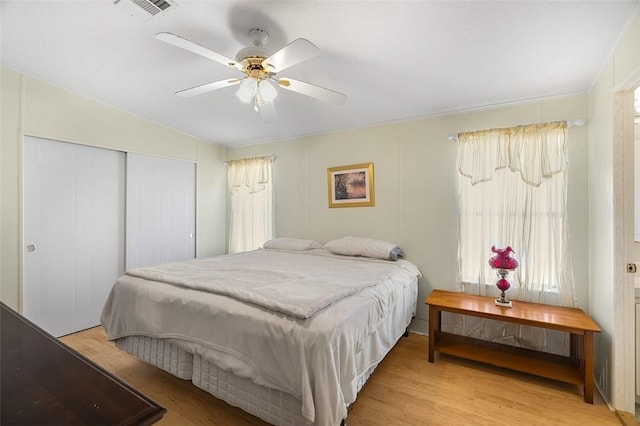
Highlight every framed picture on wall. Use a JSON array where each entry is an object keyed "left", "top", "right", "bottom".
[{"left": 327, "top": 163, "right": 375, "bottom": 208}]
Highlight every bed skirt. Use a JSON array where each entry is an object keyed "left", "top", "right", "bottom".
[
  {"left": 115, "top": 335, "right": 381, "bottom": 426},
  {"left": 116, "top": 335, "right": 193, "bottom": 380}
]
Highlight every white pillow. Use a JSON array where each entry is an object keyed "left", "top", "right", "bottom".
[
  {"left": 263, "top": 238, "right": 324, "bottom": 251},
  {"left": 324, "top": 236, "right": 405, "bottom": 260}
]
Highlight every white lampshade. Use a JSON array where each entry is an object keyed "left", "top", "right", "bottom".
[
  {"left": 236, "top": 78, "right": 258, "bottom": 103},
  {"left": 258, "top": 80, "right": 278, "bottom": 102}
]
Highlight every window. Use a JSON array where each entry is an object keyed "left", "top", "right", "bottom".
[
  {"left": 227, "top": 156, "right": 273, "bottom": 254},
  {"left": 457, "top": 122, "right": 575, "bottom": 307}
]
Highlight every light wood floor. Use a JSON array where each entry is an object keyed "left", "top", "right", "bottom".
[{"left": 61, "top": 327, "right": 627, "bottom": 426}]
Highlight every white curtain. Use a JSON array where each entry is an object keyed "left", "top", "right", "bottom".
[
  {"left": 227, "top": 156, "right": 273, "bottom": 254},
  {"left": 455, "top": 121, "right": 575, "bottom": 354}
]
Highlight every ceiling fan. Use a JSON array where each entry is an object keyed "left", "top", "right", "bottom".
[{"left": 156, "top": 28, "right": 347, "bottom": 121}]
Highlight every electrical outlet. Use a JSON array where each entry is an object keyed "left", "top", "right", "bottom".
[{"left": 627, "top": 263, "right": 637, "bottom": 273}]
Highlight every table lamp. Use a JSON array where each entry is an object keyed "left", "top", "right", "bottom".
[{"left": 488, "top": 245, "right": 518, "bottom": 307}]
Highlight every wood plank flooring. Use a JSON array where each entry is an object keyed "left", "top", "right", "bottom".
[{"left": 61, "top": 327, "right": 625, "bottom": 426}]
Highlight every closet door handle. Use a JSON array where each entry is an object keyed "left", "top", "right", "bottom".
[{"left": 26, "top": 244, "right": 36, "bottom": 252}]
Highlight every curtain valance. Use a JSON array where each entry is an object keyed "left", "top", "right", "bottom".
[
  {"left": 227, "top": 156, "right": 273, "bottom": 194},
  {"left": 457, "top": 121, "right": 568, "bottom": 187}
]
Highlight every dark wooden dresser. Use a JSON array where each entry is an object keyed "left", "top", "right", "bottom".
[{"left": 1, "top": 302, "right": 166, "bottom": 425}]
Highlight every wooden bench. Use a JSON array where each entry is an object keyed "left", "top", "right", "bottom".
[{"left": 425, "top": 290, "right": 601, "bottom": 403}]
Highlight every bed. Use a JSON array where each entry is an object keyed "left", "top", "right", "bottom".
[{"left": 101, "top": 237, "right": 420, "bottom": 426}]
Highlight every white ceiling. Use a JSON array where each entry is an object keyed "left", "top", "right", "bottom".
[{"left": 2, "top": 0, "right": 638, "bottom": 147}]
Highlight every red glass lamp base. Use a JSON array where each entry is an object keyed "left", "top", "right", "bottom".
[{"left": 494, "top": 269, "right": 513, "bottom": 308}]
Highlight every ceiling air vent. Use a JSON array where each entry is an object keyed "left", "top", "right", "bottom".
[
  {"left": 130, "top": 0, "right": 172, "bottom": 15},
  {"left": 114, "top": 0, "right": 176, "bottom": 19}
]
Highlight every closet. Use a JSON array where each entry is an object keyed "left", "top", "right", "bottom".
[
  {"left": 126, "top": 153, "right": 196, "bottom": 268},
  {"left": 23, "top": 136, "right": 195, "bottom": 337}
]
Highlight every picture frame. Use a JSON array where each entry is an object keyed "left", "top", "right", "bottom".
[{"left": 327, "top": 162, "right": 375, "bottom": 208}]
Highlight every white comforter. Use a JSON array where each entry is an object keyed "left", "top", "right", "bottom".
[
  {"left": 125, "top": 248, "right": 413, "bottom": 319},
  {"left": 101, "top": 248, "right": 420, "bottom": 426}
]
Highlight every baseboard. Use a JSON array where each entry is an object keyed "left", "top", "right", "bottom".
[{"left": 614, "top": 409, "right": 639, "bottom": 426}]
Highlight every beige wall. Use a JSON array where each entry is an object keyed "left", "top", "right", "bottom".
[
  {"left": 0, "top": 67, "right": 228, "bottom": 311},
  {"left": 588, "top": 13, "right": 640, "bottom": 407},
  {"left": 228, "top": 95, "right": 590, "bottom": 333}
]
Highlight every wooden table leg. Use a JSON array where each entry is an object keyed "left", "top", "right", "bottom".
[
  {"left": 428, "top": 306, "right": 438, "bottom": 362},
  {"left": 583, "top": 331, "right": 594, "bottom": 403}
]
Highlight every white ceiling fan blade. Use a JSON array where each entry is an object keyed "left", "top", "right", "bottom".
[
  {"left": 262, "top": 38, "right": 320, "bottom": 73},
  {"left": 277, "top": 78, "right": 347, "bottom": 105},
  {"left": 176, "top": 79, "right": 242, "bottom": 98},
  {"left": 156, "top": 32, "right": 242, "bottom": 70}
]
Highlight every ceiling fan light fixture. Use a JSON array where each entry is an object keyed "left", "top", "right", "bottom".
[
  {"left": 157, "top": 28, "right": 346, "bottom": 121},
  {"left": 259, "top": 80, "right": 278, "bottom": 102},
  {"left": 236, "top": 78, "right": 258, "bottom": 103}
]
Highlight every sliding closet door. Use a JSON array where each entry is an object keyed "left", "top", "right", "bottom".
[
  {"left": 126, "top": 153, "right": 195, "bottom": 269},
  {"left": 23, "top": 136, "right": 125, "bottom": 337}
]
